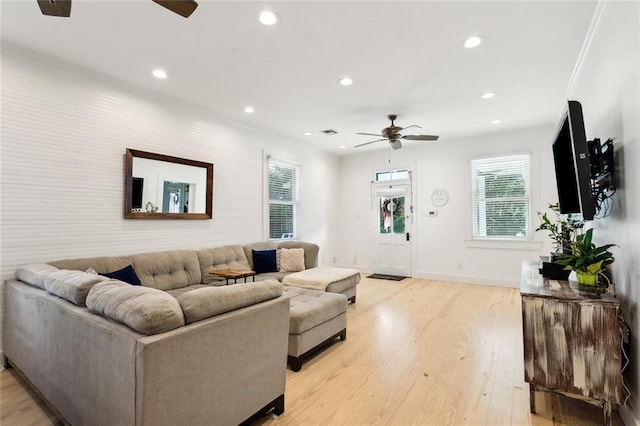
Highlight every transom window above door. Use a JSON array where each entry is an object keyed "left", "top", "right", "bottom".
[{"left": 375, "top": 169, "right": 410, "bottom": 182}]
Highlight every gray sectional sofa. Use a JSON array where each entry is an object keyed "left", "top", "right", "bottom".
[{"left": 4, "top": 240, "right": 359, "bottom": 425}]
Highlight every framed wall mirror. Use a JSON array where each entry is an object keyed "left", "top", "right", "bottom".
[{"left": 124, "top": 149, "right": 214, "bottom": 219}]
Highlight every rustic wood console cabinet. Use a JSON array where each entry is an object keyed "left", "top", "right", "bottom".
[{"left": 520, "top": 261, "right": 625, "bottom": 425}]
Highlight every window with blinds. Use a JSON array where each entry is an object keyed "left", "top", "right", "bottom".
[
  {"left": 471, "top": 153, "right": 531, "bottom": 239},
  {"left": 268, "top": 158, "right": 299, "bottom": 239}
]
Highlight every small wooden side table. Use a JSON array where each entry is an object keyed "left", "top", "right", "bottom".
[{"left": 210, "top": 269, "right": 256, "bottom": 285}]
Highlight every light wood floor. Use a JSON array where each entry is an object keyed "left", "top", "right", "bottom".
[{"left": 0, "top": 277, "right": 623, "bottom": 425}]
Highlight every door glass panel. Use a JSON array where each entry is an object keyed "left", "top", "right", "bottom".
[
  {"left": 162, "top": 181, "right": 190, "bottom": 213},
  {"left": 379, "top": 196, "right": 405, "bottom": 234},
  {"left": 392, "top": 197, "right": 405, "bottom": 234}
]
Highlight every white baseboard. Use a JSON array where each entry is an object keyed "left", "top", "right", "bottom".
[
  {"left": 330, "top": 265, "right": 518, "bottom": 288},
  {"left": 332, "top": 264, "right": 370, "bottom": 273},
  {"left": 0, "top": 351, "right": 5, "bottom": 371}
]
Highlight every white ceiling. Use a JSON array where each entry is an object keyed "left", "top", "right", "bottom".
[{"left": 1, "top": 0, "right": 597, "bottom": 154}]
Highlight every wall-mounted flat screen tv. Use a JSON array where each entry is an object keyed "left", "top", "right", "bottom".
[{"left": 551, "top": 100, "right": 595, "bottom": 220}]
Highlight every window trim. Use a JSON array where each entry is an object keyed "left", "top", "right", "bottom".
[{"left": 470, "top": 152, "right": 532, "bottom": 241}]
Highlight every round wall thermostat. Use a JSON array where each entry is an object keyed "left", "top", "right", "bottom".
[{"left": 431, "top": 189, "right": 449, "bottom": 206}]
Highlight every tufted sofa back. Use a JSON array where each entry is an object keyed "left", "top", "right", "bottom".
[
  {"left": 130, "top": 250, "right": 201, "bottom": 290},
  {"left": 49, "top": 255, "right": 133, "bottom": 275},
  {"left": 196, "top": 245, "right": 252, "bottom": 284},
  {"left": 47, "top": 241, "right": 318, "bottom": 290}
]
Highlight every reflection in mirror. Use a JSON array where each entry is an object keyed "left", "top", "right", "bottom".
[{"left": 125, "top": 149, "right": 213, "bottom": 219}]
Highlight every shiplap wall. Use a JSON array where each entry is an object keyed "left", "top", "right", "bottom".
[{"left": 0, "top": 45, "right": 340, "bottom": 358}]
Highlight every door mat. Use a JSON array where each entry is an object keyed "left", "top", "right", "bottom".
[{"left": 367, "top": 274, "right": 407, "bottom": 281}]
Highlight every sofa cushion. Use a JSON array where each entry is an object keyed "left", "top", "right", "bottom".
[
  {"left": 48, "top": 255, "right": 133, "bottom": 274},
  {"left": 44, "top": 269, "right": 108, "bottom": 306},
  {"left": 165, "top": 284, "right": 209, "bottom": 298},
  {"left": 253, "top": 250, "right": 278, "bottom": 274},
  {"left": 243, "top": 242, "right": 279, "bottom": 270},
  {"left": 278, "top": 241, "right": 320, "bottom": 269},
  {"left": 176, "top": 279, "right": 283, "bottom": 324},
  {"left": 86, "top": 279, "right": 185, "bottom": 335},
  {"left": 195, "top": 245, "right": 251, "bottom": 285},
  {"left": 15, "top": 263, "right": 59, "bottom": 289},
  {"left": 254, "top": 271, "right": 290, "bottom": 282},
  {"left": 279, "top": 248, "right": 305, "bottom": 273},
  {"left": 101, "top": 264, "right": 141, "bottom": 285},
  {"left": 283, "top": 286, "right": 347, "bottom": 334},
  {"left": 131, "top": 250, "right": 201, "bottom": 290}
]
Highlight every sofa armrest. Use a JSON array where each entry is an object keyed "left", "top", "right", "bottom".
[{"left": 135, "top": 295, "right": 290, "bottom": 425}]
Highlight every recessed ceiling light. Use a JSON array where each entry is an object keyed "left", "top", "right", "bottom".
[
  {"left": 303, "top": 132, "right": 313, "bottom": 136},
  {"left": 491, "top": 119, "right": 503, "bottom": 124},
  {"left": 152, "top": 69, "right": 167, "bottom": 79},
  {"left": 339, "top": 145, "right": 347, "bottom": 149},
  {"left": 258, "top": 10, "right": 279, "bottom": 26},
  {"left": 463, "top": 36, "right": 483, "bottom": 49},
  {"left": 481, "top": 92, "right": 495, "bottom": 99},
  {"left": 339, "top": 77, "right": 353, "bottom": 86},
  {"left": 243, "top": 106, "right": 254, "bottom": 114}
]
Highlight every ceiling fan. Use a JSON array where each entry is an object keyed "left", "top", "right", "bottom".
[
  {"left": 37, "top": 0, "right": 198, "bottom": 18},
  {"left": 355, "top": 114, "right": 439, "bottom": 150}
]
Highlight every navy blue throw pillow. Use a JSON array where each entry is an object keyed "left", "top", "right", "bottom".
[
  {"left": 102, "top": 264, "right": 141, "bottom": 285},
  {"left": 252, "top": 249, "right": 278, "bottom": 274}
]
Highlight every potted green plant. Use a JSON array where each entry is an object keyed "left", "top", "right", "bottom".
[
  {"left": 535, "top": 203, "right": 583, "bottom": 257},
  {"left": 555, "top": 228, "right": 616, "bottom": 287}
]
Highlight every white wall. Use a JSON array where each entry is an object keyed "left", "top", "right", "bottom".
[
  {"left": 568, "top": 1, "right": 639, "bottom": 424},
  {"left": 0, "top": 45, "right": 340, "bottom": 357},
  {"left": 338, "top": 124, "right": 559, "bottom": 287}
]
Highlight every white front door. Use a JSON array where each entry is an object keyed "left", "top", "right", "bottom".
[{"left": 372, "top": 182, "right": 412, "bottom": 277}]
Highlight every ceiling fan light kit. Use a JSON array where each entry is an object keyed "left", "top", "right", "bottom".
[
  {"left": 37, "top": 0, "right": 198, "bottom": 18},
  {"left": 355, "top": 114, "right": 439, "bottom": 150}
]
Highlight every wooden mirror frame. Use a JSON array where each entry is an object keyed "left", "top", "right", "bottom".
[{"left": 124, "top": 149, "right": 214, "bottom": 219}]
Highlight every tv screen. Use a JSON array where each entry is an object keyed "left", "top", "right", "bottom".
[
  {"left": 551, "top": 100, "right": 595, "bottom": 220},
  {"left": 132, "top": 177, "right": 144, "bottom": 209}
]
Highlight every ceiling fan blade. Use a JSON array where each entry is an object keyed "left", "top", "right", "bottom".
[
  {"left": 400, "top": 124, "right": 422, "bottom": 132},
  {"left": 356, "top": 132, "right": 383, "bottom": 137},
  {"left": 37, "top": 0, "right": 71, "bottom": 17},
  {"left": 152, "top": 0, "right": 198, "bottom": 18},
  {"left": 354, "top": 139, "right": 387, "bottom": 148},
  {"left": 390, "top": 140, "right": 403, "bottom": 150},
  {"left": 402, "top": 134, "right": 439, "bottom": 141}
]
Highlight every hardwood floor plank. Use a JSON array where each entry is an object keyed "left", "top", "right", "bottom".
[
  {"left": 0, "top": 368, "right": 61, "bottom": 426},
  {"left": 0, "top": 276, "right": 624, "bottom": 425}
]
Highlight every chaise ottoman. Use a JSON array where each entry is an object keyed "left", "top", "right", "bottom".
[
  {"left": 283, "top": 286, "right": 348, "bottom": 371},
  {"left": 282, "top": 266, "right": 360, "bottom": 304}
]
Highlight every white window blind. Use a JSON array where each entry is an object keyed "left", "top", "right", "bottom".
[
  {"left": 471, "top": 153, "right": 531, "bottom": 239},
  {"left": 267, "top": 158, "right": 299, "bottom": 239}
]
